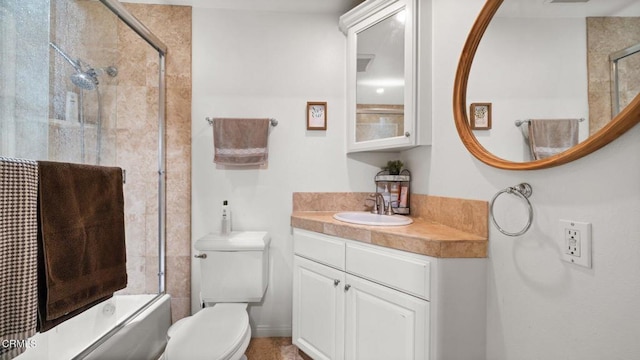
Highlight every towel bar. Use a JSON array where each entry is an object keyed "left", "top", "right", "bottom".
[
  {"left": 205, "top": 117, "right": 278, "bottom": 127},
  {"left": 515, "top": 118, "right": 584, "bottom": 127}
]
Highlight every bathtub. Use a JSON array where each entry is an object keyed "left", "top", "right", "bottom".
[{"left": 20, "top": 294, "right": 171, "bottom": 360}]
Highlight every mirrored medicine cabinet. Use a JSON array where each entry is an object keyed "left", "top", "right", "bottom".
[{"left": 340, "top": 0, "right": 431, "bottom": 153}]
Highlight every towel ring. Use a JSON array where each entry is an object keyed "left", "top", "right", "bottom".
[{"left": 490, "top": 183, "right": 533, "bottom": 237}]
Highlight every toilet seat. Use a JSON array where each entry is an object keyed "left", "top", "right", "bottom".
[{"left": 165, "top": 303, "right": 251, "bottom": 360}]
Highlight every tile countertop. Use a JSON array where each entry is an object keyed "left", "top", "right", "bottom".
[{"left": 290, "top": 193, "right": 489, "bottom": 259}]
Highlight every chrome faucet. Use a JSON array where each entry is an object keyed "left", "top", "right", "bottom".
[
  {"left": 368, "top": 193, "right": 386, "bottom": 215},
  {"left": 384, "top": 202, "right": 395, "bottom": 215}
]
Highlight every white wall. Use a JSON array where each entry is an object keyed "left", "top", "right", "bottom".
[
  {"left": 191, "top": 8, "right": 398, "bottom": 336},
  {"left": 405, "top": 0, "right": 640, "bottom": 358}
]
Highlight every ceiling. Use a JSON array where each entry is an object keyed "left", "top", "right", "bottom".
[{"left": 123, "top": 0, "right": 363, "bottom": 13}]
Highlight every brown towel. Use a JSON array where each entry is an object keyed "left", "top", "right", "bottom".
[
  {"left": 213, "top": 118, "right": 270, "bottom": 166},
  {"left": 36, "top": 161, "right": 127, "bottom": 332},
  {"left": 0, "top": 157, "right": 38, "bottom": 360},
  {"left": 528, "top": 119, "right": 580, "bottom": 160}
]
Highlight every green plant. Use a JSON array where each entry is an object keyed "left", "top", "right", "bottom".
[{"left": 382, "top": 160, "right": 403, "bottom": 175}]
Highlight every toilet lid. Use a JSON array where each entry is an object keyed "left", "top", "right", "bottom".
[
  {"left": 167, "top": 316, "right": 189, "bottom": 339},
  {"left": 165, "top": 303, "right": 250, "bottom": 360}
]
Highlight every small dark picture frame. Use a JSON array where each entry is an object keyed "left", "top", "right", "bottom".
[
  {"left": 307, "top": 102, "right": 327, "bottom": 130},
  {"left": 470, "top": 103, "right": 492, "bottom": 130}
]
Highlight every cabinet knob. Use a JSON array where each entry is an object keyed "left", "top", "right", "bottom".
[
  {"left": 344, "top": 284, "right": 351, "bottom": 291},
  {"left": 334, "top": 279, "right": 341, "bottom": 286},
  {"left": 405, "top": 131, "right": 410, "bottom": 137},
  {"left": 194, "top": 253, "right": 207, "bottom": 259}
]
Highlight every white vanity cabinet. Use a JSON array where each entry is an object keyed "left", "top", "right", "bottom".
[
  {"left": 293, "top": 229, "right": 429, "bottom": 360},
  {"left": 344, "top": 274, "right": 428, "bottom": 360},
  {"left": 292, "top": 229, "right": 486, "bottom": 360},
  {"left": 293, "top": 255, "right": 346, "bottom": 360}
]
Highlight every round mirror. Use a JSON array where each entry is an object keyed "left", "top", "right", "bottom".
[{"left": 453, "top": 0, "right": 640, "bottom": 170}]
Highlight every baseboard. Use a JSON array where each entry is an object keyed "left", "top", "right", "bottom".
[{"left": 252, "top": 324, "right": 292, "bottom": 338}]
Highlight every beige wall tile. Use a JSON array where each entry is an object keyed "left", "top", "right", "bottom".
[
  {"left": 122, "top": 4, "right": 192, "bottom": 322},
  {"left": 166, "top": 255, "right": 191, "bottom": 298},
  {"left": 145, "top": 256, "right": 160, "bottom": 294},
  {"left": 416, "top": 194, "right": 488, "bottom": 238},
  {"left": 292, "top": 192, "right": 371, "bottom": 212},
  {"left": 170, "top": 297, "right": 192, "bottom": 324},
  {"left": 587, "top": 17, "right": 640, "bottom": 135}
]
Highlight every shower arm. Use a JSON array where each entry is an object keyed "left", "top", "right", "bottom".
[{"left": 49, "top": 42, "right": 83, "bottom": 73}]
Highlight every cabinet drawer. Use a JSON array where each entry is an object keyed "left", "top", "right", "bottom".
[
  {"left": 294, "top": 229, "right": 345, "bottom": 270},
  {"left": 346, "top": 243, "right": 430, "bottom": 300}
]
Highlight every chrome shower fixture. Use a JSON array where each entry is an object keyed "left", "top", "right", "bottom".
[
  {"left": 49, "top": 41, "right": 83, "bottom": 73},
  {"left": 70, "top": 71, "right": 99, "bottom": 91},
  {"left": 49, "top": 42, "right": 118, "bottom": 90}
]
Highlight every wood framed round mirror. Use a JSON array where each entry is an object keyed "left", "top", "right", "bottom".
[{"left": 453, "top": 0, "right": 640, "bottom": 170}]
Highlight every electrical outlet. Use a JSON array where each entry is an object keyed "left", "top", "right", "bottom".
[
  {"left": 560, "top": 220, "right": 591, "bottom": 268},
  {"left": 565, "top": 228, "right": 580, "bottom": 257}
]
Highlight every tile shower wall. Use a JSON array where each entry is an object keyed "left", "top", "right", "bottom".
[
  {"left": 355, "top": 104, "right": 404, "bottom": 142},
  {"left": 122, "top": 3, "right": 192, "bottom": 323},
  {"left": 49, "top": 0, "right": 153, "bottom": 300},
  {"left": 587, "top": 17, "right": 640, "bottom": 135},
  {"left": 49, "top": 0, "right": 118, "bottom": 164},
  {"left": 4, "top": 0, "right": 191, "bottom": 323},
  {"left": 49, "top": 1, "right": 192, "bottom": 323}
]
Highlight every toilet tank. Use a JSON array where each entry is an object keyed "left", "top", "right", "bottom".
[{"left": 194, "top": 231, "right": 270, "bottom": 303}]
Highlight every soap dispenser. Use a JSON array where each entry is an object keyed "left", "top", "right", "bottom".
[
  {"left": 221, "top": 200, "right": 231, "bottom": 234},
  {"left": 382, "top": 184, "right": 391, "bottom": 209}
]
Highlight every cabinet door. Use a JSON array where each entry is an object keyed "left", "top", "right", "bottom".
[
  {"left": 293, "top": 256, "right": 346, "bottom": 360},
  {"left": 341, "top": 0, "right": 421, "bottom": 153},
  {"left": 344, "top": 274, "right": 429, "bottom": 360}
]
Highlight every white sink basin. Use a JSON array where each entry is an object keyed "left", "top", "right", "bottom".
[{"left": 333, "top": 211, "right": 413, "bottom": 226}]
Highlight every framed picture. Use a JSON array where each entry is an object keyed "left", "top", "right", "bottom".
[
  {"left": 470, "top": 103, "right": 492, "bottom": 130},
  {"left": 307, "top": 102, "right": 327, "bottom": 130}
]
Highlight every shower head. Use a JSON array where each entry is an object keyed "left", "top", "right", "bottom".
[
  {"left": 72, "top": 66, "right": 118, "bottom": 91},
  {"left": 49, "top": 42, "right": 118, "bottom": 91},
  {"left": 71, "top": 72, "right": 99, "bottom": 91}
]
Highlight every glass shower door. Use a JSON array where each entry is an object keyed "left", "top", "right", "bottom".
[{"left": 611, "top": 43, "right": 640, "bottom": 117}]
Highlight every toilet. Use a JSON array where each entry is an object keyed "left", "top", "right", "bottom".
[{"left": 164, "top": 231, "right": 271, "bottom": 360}]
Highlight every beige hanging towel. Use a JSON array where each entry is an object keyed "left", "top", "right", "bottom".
[
  {"left": 528, "top": 119, "right": 579, "bottom": 160},
  {"left": 213, "top": 118, "right": 270, "bottom": 166}
]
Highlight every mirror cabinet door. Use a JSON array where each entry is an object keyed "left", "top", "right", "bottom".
[{"left": 341, "top": 0, "right": 418, "bottom": 153}]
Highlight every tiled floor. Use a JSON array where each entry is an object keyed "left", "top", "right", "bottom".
[{"left": 245, "top": 337, "right": 304, "bottom": 360}]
